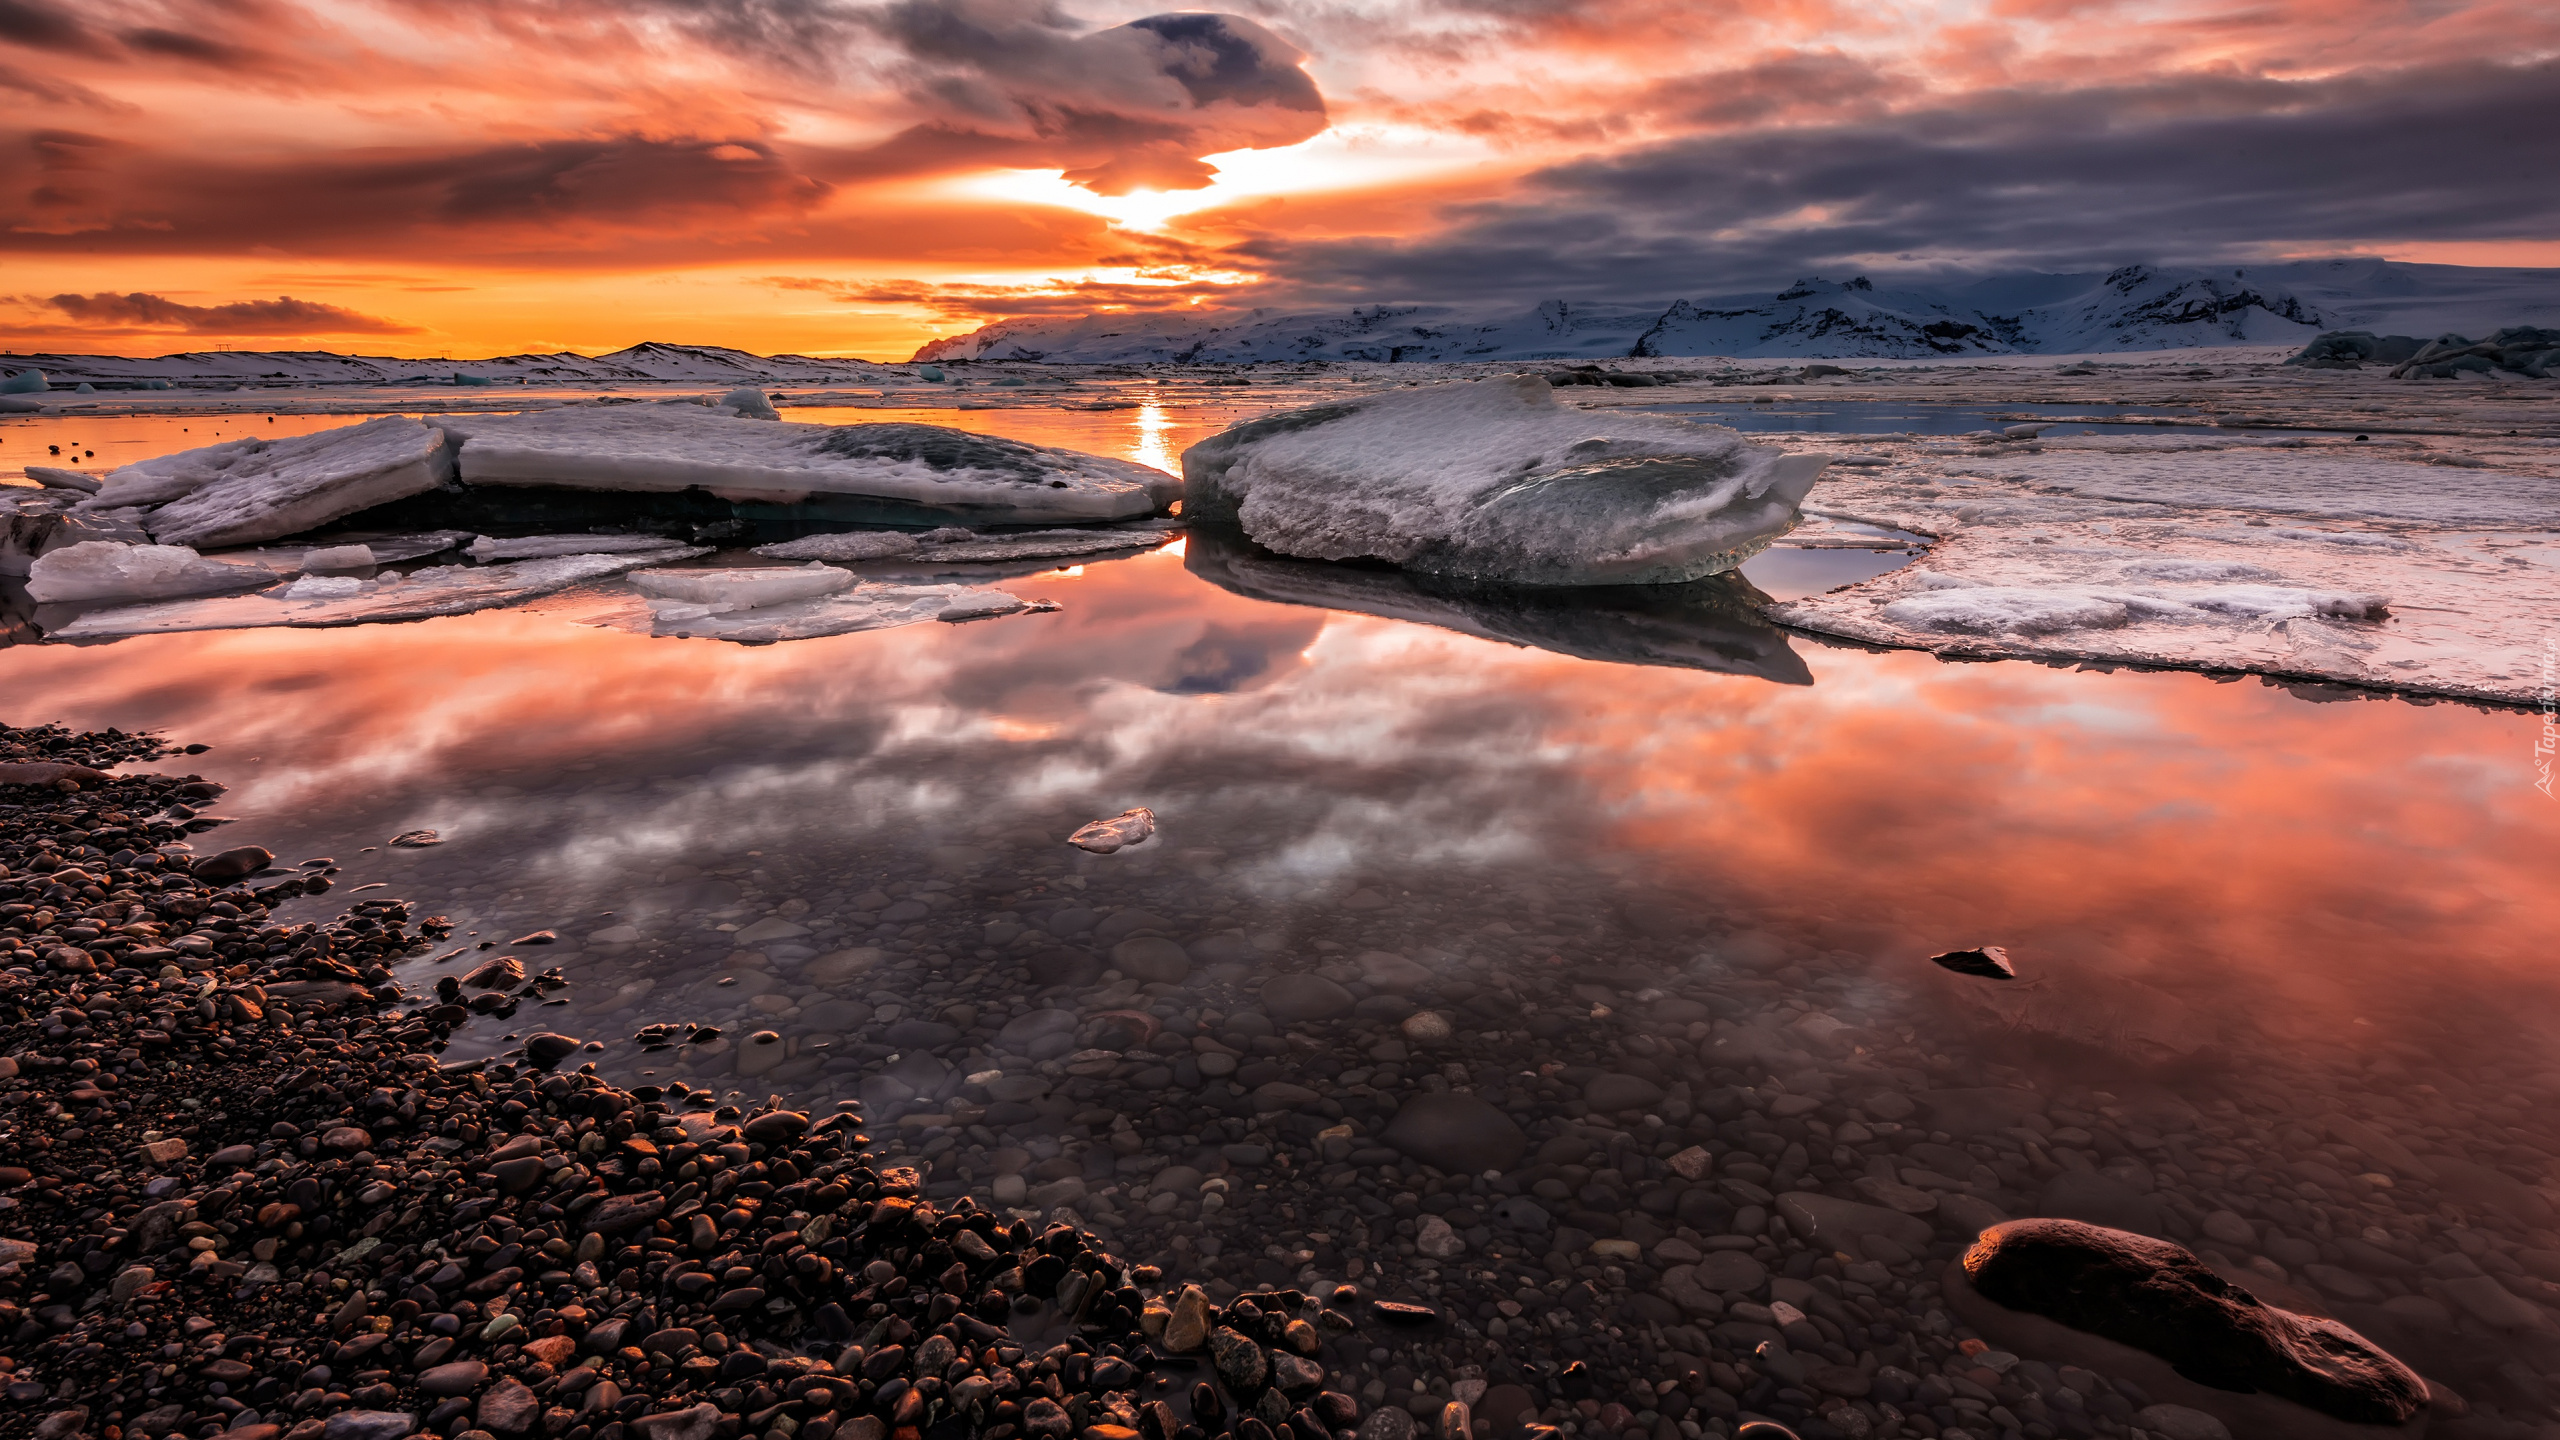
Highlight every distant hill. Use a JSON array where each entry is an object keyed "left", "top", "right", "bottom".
[
  {"left": 914, "top": 259, "right": 2560, "bottom": 363},
  {"left": 0, "top": 342, "right": 899, "bottom": 389}
]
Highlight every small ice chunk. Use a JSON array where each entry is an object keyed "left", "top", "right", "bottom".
[
  {"left": 466, "top": 533, "right": 692, "bottom": 561},
  {"left": 96, "top": 415, "right": 457, "bottom": 548},
  {"left": 935, "top": 591, "right": 1030, "bottom": 622},
  {"left": 628, "top": 562, "right": 854, "bottom": 612},
  {"left": 73, "top": 382, "right": 94, "bottom": 394},
  {"left": 2002, "top": 424, "right": 2051, "bottom": 439},
  {"left": 718, "top": 386, "right": 780, "bottom": 419},
  {"left": 2176, "top": 584, "right": 2390, "bottom": 620},
  {"left": 1180, "top": 375, "right": 1827, "bottom": 585},
  {"left": 23, "top": 466, "right": 100, "bottom": 494},
  {"left": 300, "top": 543, "right": 377, "bottom": 572},
  {"left": 1068, "top": 808, "right": 1155, "bottom": 854},
  {"left": 25, "top": 541, "right": 279, "bottom": 605},
  {"left": 917, "top": 365, "right": 946, "bottom": 382},
  {"left": 284, "top": 574, "right": 366, "bottom": 599},
  {"left": 432, "top": 407, "right": 1171, "bottom": 520},
  {"left": 0, "top": 369, "right": 44, "bottom": 395}
]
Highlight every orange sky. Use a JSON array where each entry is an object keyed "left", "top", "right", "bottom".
[{"left": 4, "top": 0, "right": 2556, "bottom": 359}]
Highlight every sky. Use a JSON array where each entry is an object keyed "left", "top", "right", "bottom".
[{"left": 3, "top": 0, "right": 2556, "bottom": 360}]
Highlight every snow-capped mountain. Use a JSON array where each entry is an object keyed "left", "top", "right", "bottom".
[
  {"left": 915, "top": 260, "right": 2560, "bottom": 362},
  {"left": 915, "top": 298, "right": 1663, "bottom": 364},
  {"left": 0, "top": 342, "right": 901, "bottom": 389}
]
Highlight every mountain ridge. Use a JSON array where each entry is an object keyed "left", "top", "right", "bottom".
[{"left": 916, "top": 259, "right": 2560, "bottom": 363}]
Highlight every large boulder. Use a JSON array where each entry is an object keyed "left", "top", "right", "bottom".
[{"left": 1952, "top": 1219, "right": 2429, "bottom": 1437}]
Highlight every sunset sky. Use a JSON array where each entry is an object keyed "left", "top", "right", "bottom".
[{"left": 4, "top": 0, "right": 2556, "bottom": 360}]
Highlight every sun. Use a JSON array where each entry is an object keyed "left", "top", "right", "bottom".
[{"left": 942, "top": 126, "right": 1504, "bottom": 233}]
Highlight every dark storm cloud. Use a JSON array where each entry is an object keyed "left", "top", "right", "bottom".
[
  {"left": 0, "top": 0, "right": 114, "bottom": 56},
  {"left": 853, "top": 3, "right": 1326, "bottom": 193},
  {"left": 1, "top": 133, "right": 831, "bottom": 251},
  {"left": 44, "top": 291, "right": 423, "bottom": 334},
  {"left": 1230, "top": 59, "right": 2560, "bottom": 307}
]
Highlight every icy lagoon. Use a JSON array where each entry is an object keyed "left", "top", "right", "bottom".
[{"left": 4, "top": 354, "right": 2560, "bottom": 1440}]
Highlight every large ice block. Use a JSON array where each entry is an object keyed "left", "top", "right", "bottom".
[
  {"left": 1179, "top": 375, "right": 1827, "bottom": 585},
  {"left": 432, "top": 406, "right": 1173, "bottom": 521},
  {"left": 98, "top": 416, "right": 458, "bottom": 548}
]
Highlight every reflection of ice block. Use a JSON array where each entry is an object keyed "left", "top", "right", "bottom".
[
  {"left": 1180, "top": 375, "right": 1827, "bottom": 585},
  {"left": 107, "top": 416, "right": 458, "bottom": 549},
  {"left": 432, "top": 408, "right": 1173, "bottom": 521},
  {"left": 44, "top": 548, "right": 709, "bottom": 638},
  {"left": 25, "top": 541, "right": 280, "bottom": 604},
  {"left": 629, "top": 563, "right": 855, "bottom": 614},
  {"left": 1184, "top": 526, "right": 1811, "bottom": 685}
]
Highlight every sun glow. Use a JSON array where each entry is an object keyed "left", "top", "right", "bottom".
[{"left": 945, "top": 126, "right": 1503, "bottom": 232}]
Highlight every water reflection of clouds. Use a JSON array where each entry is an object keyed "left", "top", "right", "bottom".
[{"left": 2, "top": 534, "right": 2554, "bottom": 1046}]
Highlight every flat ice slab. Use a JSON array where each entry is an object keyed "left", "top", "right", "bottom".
[
  {"left": 629, "top": 563, "right": 855, "bottom": 616},
  {"left": 1767, "top": 433, "right": 2560, "bottom": 705},
  {"left": 87, "top": 416, "right": 457, "bottom": 549},
  {"left": 588, "top": 580, "right": 1031, "bottom": 643},
  {"left": 45, "top": 549, "right": 707, "bottom": 639},
  {"left": 1180, "top": 375, "right": 1826, "bottom": 584},
  {"left": 433, "top": 407, "right": 1171, "bottom": 522},
  {"left": 25, "top": 541, "right": 280, "bottom": 605},
  {"left": 467, "top": 534, "right": 696, "bottom": 561},
  {"left": 754, "top": 525, "right": 1172, "bottom": 565}
]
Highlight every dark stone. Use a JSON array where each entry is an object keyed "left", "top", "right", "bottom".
[
  {"left": 1927, "top": 946, "right": 2016, "bottom": 979},
  {"left": 1261, "top": 974, "right": 1355, "bottom": 1022},
  {"left": 1379, "top": 1093, "right": 1526, "bottom": 1174},
  {"left": 192, "top": 846, "right": 274, "bottom": 882},
  {"left": 1583, "top": 1074, "right": 1664, "bottom": 1112},
  {"left": 1961, "top": 1219, "right": 2425, "bottom": 1424},
  {"left": 742, "top": 1111, "right": 809, "bottom": 1144},
  {"left": 523, "top": 1033, "right": 581, "bottom": 1068}
]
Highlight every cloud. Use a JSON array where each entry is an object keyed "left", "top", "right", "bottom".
[
  {"left": 1, "top": 133, "right": 836, "bottom": 254},
  {"left": 858, "top": 3, "right": 1327, "bottom": 193},
  {"left": 43, "top": 291, "right": 423, "bottom": 335},
  {"left": 1219, "top": 58, "right": 2560, "bottom": 308},
  {"left": 764, "top": 268, "right": 1235, "bottom": 320}
]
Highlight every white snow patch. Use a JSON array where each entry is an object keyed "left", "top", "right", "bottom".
[{"left": 1182, "top": 375, "right": 1826, "bottom": 585}]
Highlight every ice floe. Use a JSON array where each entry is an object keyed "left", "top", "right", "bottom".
[
  {"left": 1184, "top": 527, "right": 1810, "bottom": 684},
  {"left": 43, "top": 549, "right": 707, "bottom": 639},
  {"left": 24, "top": 541, "right": 280, "bottom": 605},
  {"left": 753, "top": 524, "right": 1172, "bottom": 565},
  {"left": 586, "top": 576, "right": 1033, "bottom": 643},
  {"left": 1180, "top": 375, "right": 1827, "bottom": 585},
  {"left": 432, "top": 407, "right": 1172, "bottom": 521},
  {"left": 629, "top": 563, "right": 855, "bottom": 617},
  {"left": 1768, "top": 435, "right": 2560, "bottom": 704},
  {"left": 465, "top": 533, "right": 696, "bottom": 562}
]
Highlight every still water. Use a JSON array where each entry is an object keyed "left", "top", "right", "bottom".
[{"left": 6, "top": 395, "right": 2559, "bottom": 1440}]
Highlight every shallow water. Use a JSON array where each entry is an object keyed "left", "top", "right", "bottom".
[
  {"left": 7, "top": 396, "right": 2560, "bottom": 1436},
  {"left": 1625, "top": 400, "right": 2334, "bottom": 438}
]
